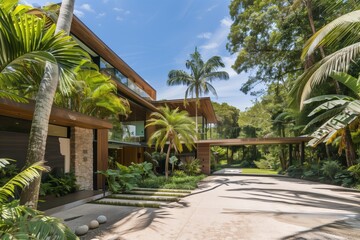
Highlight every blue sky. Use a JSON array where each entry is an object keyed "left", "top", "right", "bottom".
[{"left": 22, "top": 0, "right": 257, "bottom": 111}]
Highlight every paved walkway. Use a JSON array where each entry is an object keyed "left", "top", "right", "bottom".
[{"left": 52, "top": 176, "right": 360, "bottom": 239}]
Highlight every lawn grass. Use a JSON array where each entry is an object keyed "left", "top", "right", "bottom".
[
  {"left": 137, "top": 174, "right": 206, "bottom": 190},
  {"left": 241, "top": 168, "right": 278, "bottom": 175}
]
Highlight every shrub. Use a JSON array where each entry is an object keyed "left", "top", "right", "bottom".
[
  {"left": 286, "top": 165, "right": 303, "bottom": 178},
  {"left": 321, "top": 160, "right": 341, "bottom": 181},
  {"left": 254, "top": 159, "right": 270, "bottom": 169},
  {"left": 98, "top": 163, "right": 140, "bottom": 193},
  {"left": 172, "top": 170, "right": 187, "bottom": 177},
  {"left": 138, "top": 175, "right": 205, "bottom": 190},
  {"left": 129, "top": 162, "right": 155, "bottom": 181},
  {"left": 180, "top": 158, "right": 201, "bottom": 176},
  {"left": 334, "top": 170, "right": 355, "bottom": 187},
  {"left": 254, "top": 154, "right": 280, "bottom": 170},
  {"left": 302, "top": 163, "right": 321, "bottom": 179},
  {"left": 348, "top": 163, "right": 360, "bottom": 182},
  {"left": 40, "top": 172, "right": 77, "bottom": 197}
]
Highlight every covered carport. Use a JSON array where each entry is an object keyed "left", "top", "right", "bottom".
[{"left": 196, "top": 137, "right": 312, "bottom": 174}]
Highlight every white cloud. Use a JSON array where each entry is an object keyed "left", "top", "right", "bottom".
[
  {"left": 74, "top": 9, "right": 84, "bottom": 18},
  {"left": 80, "top": 3, "right": 95, "bottom": 12},
  {"left": 199, "top": 17, "right": 233, "bottom": 58},
  {"left": 200, "top": 43, "right": 219, "bottom": 50},
  {"left": 116, "top": 16, "right": 123, "bottom": 21},
  {"left": 97, "top": 12, "right": 106, "bottom": 18},
  {"left": 157, "top": 85, "right": 188, "bottom": 100},
  {"left": 207, "top": 5, "right": 218, "bottom": 12},
  {"left": 113, "top": 8, "right": 130, "bottom": 14},
  {"left": 197, "top": 32, "right": 212, "bottom": 39},
  {"left": 103, "top": 0, "right": 109, "bottom": 3},
  {"left": 221, "top": 17, "right": 232, "bottom": 27}
]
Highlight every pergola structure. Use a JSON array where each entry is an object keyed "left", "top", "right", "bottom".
[{"left": 196, "top": 137, "right": 312, "bottom": 174}]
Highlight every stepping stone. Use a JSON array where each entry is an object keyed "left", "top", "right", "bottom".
[
  {"left": 126, "top": 190, "right": 189, "bottom": 197},
  {"left": 132, "top": 187, "right": 192, "bottom": 193},
  {"left": 95, "top": 198, "right": 169, "bottom": 208},
  {"left": 109, "top": 194, "right": 179, "bottom": 202}
]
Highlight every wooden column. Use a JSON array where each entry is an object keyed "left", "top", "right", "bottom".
[
  {"left": 96, "top": 129, "right": 108, "bottom": 190},
  {"left": 289, "top": 143, "right": 293, "bottom": 167},
  {"left": 197, "top": 143, "right": 211, "bottom": 175},
  {"left": 300, "top": 141, "right": 305, "bottom": 165}
]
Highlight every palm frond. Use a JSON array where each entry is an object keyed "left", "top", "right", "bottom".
[
  {"left": 304, "top": 105, "right": 346, "bottom": 131},
  {"left": 0, "top": 161, "right": 49, "bottom": 203},
  {"left": 308, "top": 100, "right": 360, "bottom": 146},
  {"left": 330, "top": 71, "right": 360, "bottom": 97},
  {"left": 0, "top": 200, "right": 77, "bottom": 239},
  {"left": 296, "top": 42, "right": 360, "bottom": 108},
  {"left": 302, "top": 10, "right": 360, "bottom": 59}
]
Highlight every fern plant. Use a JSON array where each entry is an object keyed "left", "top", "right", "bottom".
[{"left": 0, "top": 159, "right": 78, "bottom": 239}]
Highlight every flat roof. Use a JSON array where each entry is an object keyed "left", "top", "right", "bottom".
[
  {"left": 196, "top": 137, "right": 312, "bottom": 146},
  {"left": 153, "top": 97, "right": 218, "bottom": 123}
]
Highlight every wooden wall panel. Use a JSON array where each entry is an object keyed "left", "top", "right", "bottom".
[
  {"left": 196, "top": 143, "right": 211, "bottom": 175},
  {"left": 96, "top": 129, "right": 108, "bottom": 190},
  {"left": 0, "top": 131, "right": 64, "bottom": 173}
]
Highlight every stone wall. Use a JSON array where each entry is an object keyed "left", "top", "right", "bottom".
[{"left": 71, "top": 127, "right": 93, "bottom": 190}]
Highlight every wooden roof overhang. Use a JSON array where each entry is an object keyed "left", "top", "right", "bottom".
[
  {"left": 70, "top": 16, "right": 157, "bottom": 100},
  {"left": 0, "top": 99, "right": 112, "bottom": 129},
  {"left": 153, "top": 97, "right": 218, "bottom": 123},
  {"left": 196, "top": 137, "right": 312, "bottom": 146}
]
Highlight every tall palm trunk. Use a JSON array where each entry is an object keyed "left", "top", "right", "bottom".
[
  {"left": 20, "top": 0, "right": 76, "bottom": 209},
  {"left": 165, "top": 143, "right": 171, "bottom": 180}
]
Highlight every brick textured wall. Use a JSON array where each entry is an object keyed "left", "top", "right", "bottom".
[{"left": 71, "top": 127, "right": 93, "bottom": 190}]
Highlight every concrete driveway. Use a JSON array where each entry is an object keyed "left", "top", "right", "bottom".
[{"left": 53, "top": 175, "right": 360, "bottom": 240}]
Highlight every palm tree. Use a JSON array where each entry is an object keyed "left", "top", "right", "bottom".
[
  {"left": 303, "top": 72, "right": 360, "bottom": 166},
  {"left": 291, "top": 9, "right": 360, "bottom": 107},
  {"left": 0, "top": 1, "right": 89, "bottom": 208},
  {"left": 167, "top": 48, "right": 229, "bottom": 134},
  {"left": 289, "top": 9, "right": 360, "bottom": 167},
  {"left": 0, "top": 159, "right": 77, "bottom": 239},
  {"left": 146, "top": 106, "right": 197, "bottom": 179}
]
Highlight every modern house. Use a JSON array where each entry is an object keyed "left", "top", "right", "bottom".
[{"left": 0, "top": 15, "right": 218, "bottom": 191}]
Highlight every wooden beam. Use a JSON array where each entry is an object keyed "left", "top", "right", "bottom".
[
  {"left": 0, "top": 99, "right": 112, "bottom": 129},
  {"left": 197, "top": 137, "right": 312, "bottom": 146}
]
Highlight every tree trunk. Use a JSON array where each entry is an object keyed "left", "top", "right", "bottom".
[
  {"left": 20, "top": 62, "right": 59, "bottom": 208},
  {"left": 165, "top": 143, "right": 171, "bottom": 180},
  {"left": 20, "top": 0, "right": 75, "bottom": 209},
  {"left": 55, "top": 0, "right": 75, "bottom": 34},
  {"left": 344, "top": 126, "right": 356, "bottom": 167},
  {"left": 195, "top": 101, "right": 198, "bottom": 136}
]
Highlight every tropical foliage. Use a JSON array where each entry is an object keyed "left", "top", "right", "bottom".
[
  {"left": 0, "top": 159, "right": 77, "bottom": 239},
  {"left": 167, "top": 48, "right": 229, "bottom": 133},
  {"left": 54, "top": 63, "right": 130, "bottom": 118},
  {"left": 224, "top": 0, "right": 360, "bottom": 188},
  {"left": 146, "top": 106, "right": 197, "bottom": 179}
]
